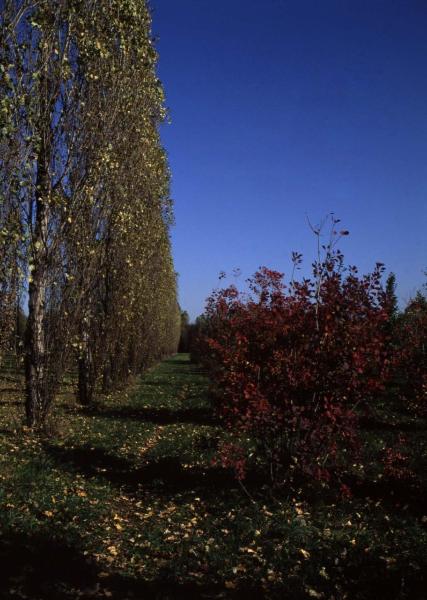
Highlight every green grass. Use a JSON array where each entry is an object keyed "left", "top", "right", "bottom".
[{"left": 0, "top": 354, "right": 426, "bottom": 599}]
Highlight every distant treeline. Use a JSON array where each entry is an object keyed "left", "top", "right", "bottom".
[
  {"left": 0, "top": 0, "right": 180, "bottom": 427},
  {"left": 178, "top": 311, "right": 202, "bottom": 354}
]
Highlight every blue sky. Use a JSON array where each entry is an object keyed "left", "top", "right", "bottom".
[{"left": 151, "top": 0, "right": 427, "bottom": 320}]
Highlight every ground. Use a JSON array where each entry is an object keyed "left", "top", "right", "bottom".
[{"left": 0, "top": 354, "right": 426, "bottom": 599}]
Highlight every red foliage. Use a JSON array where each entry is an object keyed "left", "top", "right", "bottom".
[
  {"left": 393, "top": 295, "right": 427, "bottom": 416},
  {"left": 199, "top": 232, "right": 390, "bottom": 485},
  {"left": 382, "top": 435, "right": 414, "bottom": 481}
]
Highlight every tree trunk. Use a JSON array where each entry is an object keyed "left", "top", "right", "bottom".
[
  {"left": 102, "top": 231, "right": 113, "bottom": 393},
  {"left": 102, "top": 358, "right": 113, "bottom": 393},
  {"left": 77, "top": 330, "right": 95, "bottom": 406},
  {"left": 24, "top": 147, "right": 50, "bottom": 428}
]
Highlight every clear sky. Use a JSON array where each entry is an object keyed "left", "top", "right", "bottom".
[{"left": 151, "top": 0, "right": 427, "bottom": 320}]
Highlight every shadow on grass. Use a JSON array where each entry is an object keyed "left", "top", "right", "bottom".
[
  {"left": 45, "top": 440, "right": 427, "bottom": 517},
  {"left": 343, "top": 474, "right": 426, "bottom": 516},
  {"left": 0, "top": 529, "right": 97, "bottom": 599},
  {"left": 162, "top": 356, "right": 197, "bottom": 366},
  {"left": 81, "top": 405, "right": 219, "bottom": 427},
  {"left": 0, "top": 529, "right": 243, "bottom": 599},
  {"left": 44, "top": 443, "right": 236, "bottom": 496},
  {"left": 152, "top": 359, "right": 206, "bottom": 377}
]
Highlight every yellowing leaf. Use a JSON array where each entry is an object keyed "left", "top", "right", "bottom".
[{"left": 225, "top": 581, "right": 237, "bottom": 590}]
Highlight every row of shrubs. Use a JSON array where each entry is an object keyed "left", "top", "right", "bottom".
[{"left": 191, "top": 222, "right": 426, "bottom": 488}]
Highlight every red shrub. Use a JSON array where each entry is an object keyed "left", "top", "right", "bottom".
[
  {"left": 393, "top": 294, "right": 427, "bottom": 416},
  {"left": 382, "top": 435, "right": 414, "bottom": 481},
  {"left": 200, "top": 227, "right": 390, "bottom": 485}
]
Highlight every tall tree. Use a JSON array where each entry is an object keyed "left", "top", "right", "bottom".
[
  {"left": 385, "top": 272, "right": 398, "bottom": 320},
  {"left": 1, "top": 0, "right": 180, "bottom": 424}
]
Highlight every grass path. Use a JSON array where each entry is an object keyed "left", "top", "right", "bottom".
[{"left": 0, "top": 354, "right": 426, "bottom": 599}]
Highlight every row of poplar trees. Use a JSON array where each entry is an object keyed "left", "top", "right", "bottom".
[{"left": 0, "top": 0, "right": 181, "bottom": 428}]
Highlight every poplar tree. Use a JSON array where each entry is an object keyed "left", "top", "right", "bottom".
[{"left": 0, "top": 0, "right": 180, "bottom": 425}]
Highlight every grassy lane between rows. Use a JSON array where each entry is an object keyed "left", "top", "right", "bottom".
[{"left": 0, "top": 354, "right": 426, "bottom": 599}]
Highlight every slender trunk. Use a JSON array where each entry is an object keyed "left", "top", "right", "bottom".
[
  {"left": 102, "top": 231, "right": 113, "bottom": 393},
  {"left": 78, "top": 351, "right": 94, "bottom": 405},
  {"left": 14, "top": 286, "right": 23, "bottom": 368},
  {"left": 15, "top": 291, "right": 20, "bottom": 358},
  {"left": 24, "top": 146, "right": 50, "bottom": 427},
  {"left": 102, "top": 356, "right": 113, "bottom": 393},
  {"left": 77, "top": 328, "right": 94, "bottom": 405}
]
